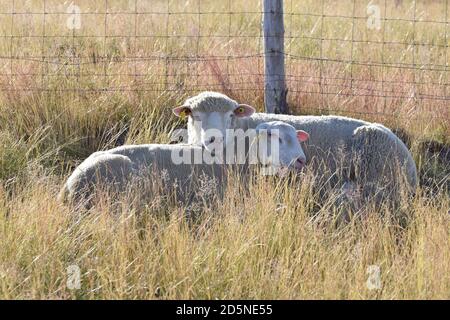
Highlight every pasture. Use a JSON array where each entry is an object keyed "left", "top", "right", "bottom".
[{"left": 0, "top": 0, "right": 449, "bottom": 299}]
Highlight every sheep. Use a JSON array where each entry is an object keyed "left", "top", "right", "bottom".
[
  {"left": 172, "top": 91, "right": 418, "bottom": 210},
  {"left": 59, "top": 121, "right": 309, "bottom": 208},
  {"left": 58, "top": 145, "right": 221, "bottom": 207},
  {"left": 59, "top": 152, "right": 134, "bottom": 206}
]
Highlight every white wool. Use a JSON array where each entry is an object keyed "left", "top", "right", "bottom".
[
  {"left": 59, "top": 144, "right": 223, "bottom": 207},
  {"left": 178, "top": 91, "right": 418, "bottom": 207},
  {"left": 184, "top": 91, "right": 238, "bottom": 113},
  {"left": 59, "top": 122, "right": 307, "bottom": 207}
]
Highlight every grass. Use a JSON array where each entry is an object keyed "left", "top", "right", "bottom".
[
  {"left": 0, "top": 170, "right": 448, "bottom": 299},
  {"left": 0, "top": 0, "right": 448, "bottom": 299}
]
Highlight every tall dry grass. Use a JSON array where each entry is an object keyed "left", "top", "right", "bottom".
[
  {"left": 0, "top": 167, "right": 448, "bottom": 299},
  {"left": 0, "top": 0, "right": 448, "bottom": 299}
]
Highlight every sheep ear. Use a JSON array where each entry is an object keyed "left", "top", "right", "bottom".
[
  {"left": 234, "top": 104, "right": 255, "bottom": 118},
  {"left": 172, "top": 106, "right": 192, "bottom": 118},
  {"left": 296, "top": 130, "right": 309, "bottom": 142}
]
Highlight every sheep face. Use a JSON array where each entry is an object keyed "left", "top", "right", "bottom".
[
  {"left": 190, "top": 110, "right": 233, "bottom": 150},
  {"left": 172, "top": 92, "right": 255, "bottom": 153},
  {"left": 255, "top": 121, "right": 309, "bottom": 172}
]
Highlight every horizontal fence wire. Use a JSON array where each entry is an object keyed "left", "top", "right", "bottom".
[{"left": 0, "top": 0, "right": 448, "bottom": 120}]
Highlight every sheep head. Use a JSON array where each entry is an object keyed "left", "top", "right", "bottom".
[
  {"left": 254, "top": 121, "right": 309, "bottom": 174},
  {"left": 173, "top": 91, "right": 255, "bottom": 153}
]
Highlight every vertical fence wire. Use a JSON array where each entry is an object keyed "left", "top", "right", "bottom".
[
  {"left": 9, "top": 0, "right": 14, "bottom": 79},
  {"left": 134, "top": 0, "right": 138, "bottom": 90},
  {"left": 412, "top": 0, "right": 418, "bottom": 113},
  {"left": 165, "top": 0, "right": 170, "bottom": 90},
  {"left": 382, "top": 0, "right": 387, "bottom": 113},
  {"left": 320, "top": 0, "right": 325, "bottom": 110},
  {"left": 350, "top": 0, "right": 356, "bottom": 93},
  {"left": 41, "top": 0, "right": 46, "bottom": 88},
  {"left": 445, "top": 0, "right": 449, "bottom": 99},
  {"left": 104, "top": 0, "right": 108, "bottom": 88}
]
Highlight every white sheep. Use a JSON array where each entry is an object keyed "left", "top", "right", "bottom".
[
  {"left": 172, "top": 91, "right": 418, "bottom": 208},
  {"left": 59, "top": 121, "right": 309, "bottom": 207},
  {"left": 59, "top": 144, "right": 224, "bottom": 207}
]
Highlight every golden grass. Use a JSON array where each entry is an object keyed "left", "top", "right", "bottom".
[
  {"left": 0, "top": 171, "right": 448, "bottom": 299},
  {"left": 0, "top": 0, "right": 448, "bottom": 299}
]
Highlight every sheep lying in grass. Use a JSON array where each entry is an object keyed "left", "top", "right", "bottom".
[
  {"left": 59, "top": 121, "right": 309, "bottom": 208},
  {"left": 59, "top": 144, "right": 221, "bottom": 208},
  {"left": 172, "top": 91, "right": 418, "bottom": 210}
]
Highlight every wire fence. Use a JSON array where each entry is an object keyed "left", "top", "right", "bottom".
[{"left": 0, "top": 0, "right": 448, "bottom": 120}]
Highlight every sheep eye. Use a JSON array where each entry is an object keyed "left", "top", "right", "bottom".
[{"left": 278, "top": 137, "right": 283, "bottom": 144}]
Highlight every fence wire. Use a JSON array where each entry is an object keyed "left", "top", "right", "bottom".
[{"left": 0, "top": 0, "right": 448, "bottom": 120}]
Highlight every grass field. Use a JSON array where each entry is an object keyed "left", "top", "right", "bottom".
[{"left": 0, "top": 0, "right": 449, "bottom": 299}]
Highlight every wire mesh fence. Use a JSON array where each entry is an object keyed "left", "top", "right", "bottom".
[{"left": 0, "top": 0, "right": 448, "bottom": 120}]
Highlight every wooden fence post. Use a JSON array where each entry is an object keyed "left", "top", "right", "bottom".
[{"left": 263, "top": 0, "right": 288, "bottom": 114}]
